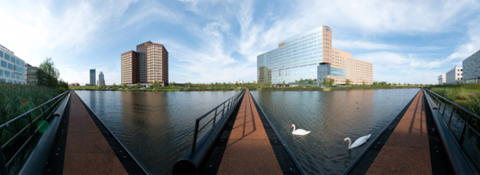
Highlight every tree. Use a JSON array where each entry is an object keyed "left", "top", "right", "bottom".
[
  {"left": 152, "top": 81, "right": 159, "bottom": 88},
  {"left": 346, "top": 79, "right": 351, "bottom": 86},
  {"left": 136, "top": 82, "right": 141, "bottom": 88},
  {"left": 112, "top": 83, "right": 117, "bottom": 88},
  {"left": 322, "top": 78, "right": 328, "bottom": 86},
  {"left": 329, "top": 79, "right": 335, "bottom": 86},
  {"left": 37, "top": 57, "right": 59, "bottom": 88},
  {"left": 299, "top": 78, "right": 304, "bottom": 84},
  {"left": 308, "top": 79, "right": 313, "bottom": 84},
  {"left": 282, "top": 81, "right": 285, "bottom": 86},
  {"left": 58, "top": 79, "right": 68, "bottom": 91},
  {"left": 171, "top": 82, "right": 175, "bottom": 87}
]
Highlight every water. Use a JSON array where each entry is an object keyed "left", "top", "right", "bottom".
[
  {"left": 76, "top": 88, "right": 419, "bottom": 174},
  {"left": 250, "top": 88, "right": 419, "bottom": 174},
  {"left": 75, "top": 90, "right": 238, "bottom": 174}
]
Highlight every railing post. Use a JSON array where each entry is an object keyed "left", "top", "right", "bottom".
[
  {"left": 442, "top": 103, "right": 447, "bottom": 117},
  {"left": 213, "top": 108, "right": 217, "bottom": 130},
  {"left": 0, "top": 147, "right": 7, "bottom": 174},
  {"left": 448, "top": 108, "right": 455, "bottom": 127},
  {"left": 192, "top": 120, "right": 199, "bottom": 155}
]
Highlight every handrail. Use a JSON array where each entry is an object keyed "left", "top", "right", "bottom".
[
  {"left": 0, "top": 90, "right": 70, "bottom": 174},
  {"left": 173, "top": 89, "right": 246, "bottom": 174},
  {"left": 424, "top": 88, "right": 480, "bottom": 173},
  {"left": 191, "top": 89, "right": 246, "bottom": 155}
]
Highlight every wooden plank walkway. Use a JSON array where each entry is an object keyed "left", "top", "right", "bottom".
[
  {"left": 217, "top": 89, "right": 283, "bottom": 174},
  {"left": 63, "top": 91, "right": 127, "bottom": 174},
  {"left": 367, "top": 89, "right": 431, "bottom": 174}
]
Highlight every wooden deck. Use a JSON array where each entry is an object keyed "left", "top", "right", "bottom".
[
  {"left": 62, "top": 91, "right": 127, "bottom": 174},
  {"left": 217, "top": 89, "right": 283, "bottom": 174},
  {"left": 367, "top": 89, "right": 432, "bottom": 174}
]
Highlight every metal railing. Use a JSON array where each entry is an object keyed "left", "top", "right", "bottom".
[
  {"left": 0, "top": 90, "right": 70, "bottom": 174},
  {"left": 425, "top": 88, "right": 480, "bottom": 172},
  {"left": 173, "top": 89, "right": 246, "bottom": 174},
  {"left": 191, "top": 89, "right": 245, "bottom": 155}
]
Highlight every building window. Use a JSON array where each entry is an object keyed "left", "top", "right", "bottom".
[
  {"left": 8, "top": 63, "right": 13, "bottom": 70},
  {"left": 1, "top": 60, "right": 6, "bottom": 68},
  {"left": 0, "top": 51, "right": 3, "bottom": 57},
  {"left": 5, "top": 54, "right": 10, "bottom": 61}
]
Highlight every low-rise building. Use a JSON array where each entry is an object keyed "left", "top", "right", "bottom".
[
  {"left": 438, "top": 74, "right": 446, "bottom": 85},
  {"left": 446, "top": 66, "right": 462, "bottom": 84},
  {"left": 462, "top": 49, "right": 480, "bottom": 83},
  {"left": 25, "top": 63, "right": 38, "bottom": 85},
  {"left": 0, "top": 44, "right": 26, "bottom": 84}
]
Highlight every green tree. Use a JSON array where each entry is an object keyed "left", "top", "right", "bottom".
[
  {"left": 136, "top": 82, "right": 140, "bottom": 88},
  {"left": 112, "top": 83, "right": 117, "bottom": 88},
  {"left": 282, "top": 81, "right": 285, "bottom": 86},
  {"left": 152, "top": 81, "right": 159, "bottom": 88},
  {"left": 36, "top": 57, "right": 59, "bottom": 88},
  {"left": 299, "top": 78, "right": 304, "bottom": 84},
  {"left": 329, "top": 79, "right": 335, "bottom": 86},
  {"left": 308, "top": 79, "right": 313, "bottom": 84},
  {"left": 346, "top": 79, "right": 351, "bottom": 86},
  {"left": 58, "top": 79, "right": 68, "bottom": 91},
  {"left": 322, "top": 78, "right": 328, "bottom": 86},
  {"left": 171, "top": 82, "right": 175, "bottom": 87}
]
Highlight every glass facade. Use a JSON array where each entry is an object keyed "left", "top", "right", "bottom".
[
  {"left": 463, "top": 49, "right": 480, "bottom": 83},
  {"left": 257, "top": 25, "right": 373, "bottom": 85},
  {"left": 0, "top": 45, "right": 26, "bottom": 84},
  {"left": 257, "top": 27, "right": 324, "bottom": 84}
]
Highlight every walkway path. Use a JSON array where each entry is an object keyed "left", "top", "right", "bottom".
[
  {"left": 62, "top": 91, "right": 127, "bottom": 174},
  {"left": 367, "top": 89, "right": 431, "bottom": 174},
  {"left": 217, "top": 89, "right": 283, "bottom": 174}
]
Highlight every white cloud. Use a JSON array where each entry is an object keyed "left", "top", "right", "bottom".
[{"left": 446, "top": 22, "right": 480, "bottom": 62}]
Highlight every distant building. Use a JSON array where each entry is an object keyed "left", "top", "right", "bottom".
[
  {"left": 26, "top": 63, "right": 38, "bottom": 85},
  {"left": 90, "top": 69, "right": 96, "bottom": 86},
  {"left": 236, "top": 80, "right": 244, "bottom": 84},
  {"left": 0, "top": 44, "right": 26, "bottom": 84},
  {"left": 69, "top": 82, "right": 80, "bottom": 86},
  {"left": 98, "top": 72, "right": 105, "bottom": 86},
  {"left": 121, "top": 41, "right": 168, "bottom": 85},
  {"left": 121, "top": 51, "right": 138, "bottom": 84},
  {"left": 438, "top": 74, "right": 446, "bottom": 85},
  {"left": 446, "top": 66, "right": 462, "bottom": 84},
  {"left": 257, "top": 25, "right": 372, "bottom": 85},
  {"left": 462, "top": 49, "right": 480, "bottom": 83}
]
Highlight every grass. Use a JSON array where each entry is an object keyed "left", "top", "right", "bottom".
[
  {"left": 429, "top": 83, "right": 480, "bottom": 116},
  {"left": 0, "top": 83, "right": 62, "bottom": 172}
]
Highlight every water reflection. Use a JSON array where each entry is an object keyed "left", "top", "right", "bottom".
[
  {"left": 76, "top": 89, "right": 418, "bottom": 174},
  {"left": 75, "top": 90, "right": 238, "bottom": 174},
  {"left": 251, "top": 89, "right": 419, "bottom": 174}
]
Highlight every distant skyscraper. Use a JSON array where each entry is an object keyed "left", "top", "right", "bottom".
[
  {"left": 122, "top": 41, "right": 168, "bottom": 85},
  {"left": 98, "top": 72, "right": 105, "bottom": 86},
  {"left": 26, "top": 63, "right": 38, "bottom": 85},
  {"left": 90, "top": 69, "right": 96, "bottom": 86},
  {"left": 462, "top": 49, "right": 480, "bottom": 83}
]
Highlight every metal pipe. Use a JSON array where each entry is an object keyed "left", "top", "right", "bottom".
[{"left": 192, "top": 120, "right": 199, "bottom": 155}]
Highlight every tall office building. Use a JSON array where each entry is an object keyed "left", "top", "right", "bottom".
[
  {"left": 462, "top": 49, "right": 480, "bottom": 83},
  {"left": 26, "top": 63, "right": 38, "bottom": 85},
  {"left": 446, "top": 66, "right": 462, "bottom": 84},
  {"left": 257, "top": 25, "right": 373, "bottom": 85},
  {"left": 90, "top": 69, "right": 96, "bottom": 86},
  {"left": 122, "top": 41, "right": 168, "bottom": 85},
  {"left": 98, "top": 72, "right": 105, "bottom": 86},
  {"left": 0, "top": 44, "right": 26, "bottom": 84}
]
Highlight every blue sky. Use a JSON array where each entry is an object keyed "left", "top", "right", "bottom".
[{"left": 1, "top": 0, "right": 480, "bottom": 85}]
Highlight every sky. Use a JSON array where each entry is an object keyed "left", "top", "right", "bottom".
[{"left": 1, "top": 0, "right": 480, "bottom": 85}]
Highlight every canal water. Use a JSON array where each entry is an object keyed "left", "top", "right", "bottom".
[{"left": 76, "top": 88, "right": 419, "bottom": 174}]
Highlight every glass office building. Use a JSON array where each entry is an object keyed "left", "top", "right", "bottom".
[
  {"left": 257, "top": 25, "right": 373, "bottom": 85},
  {"left": 463, "top": 49, "right": 480, "bottom": 83},
  {"left": 0, "top": 44, "right": 26, "bottom": 84}
]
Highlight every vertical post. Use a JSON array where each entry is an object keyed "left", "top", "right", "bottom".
[
  {"left": 192, "top": 120, "right": 199, "bottom": 155},
  {"left": 212, "top": 108, "right": 217, "bottom": 130},
  {"left": 0, "top": 147, "right": 7, "bottom": 174},
  {"left": 442, "top": 103, "right": 447, "bottom": 117},
  {"left": 448, "top": 108, "right": 455, "bottom": 127}
]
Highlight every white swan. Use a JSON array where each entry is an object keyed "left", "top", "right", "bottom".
[
  {"left": 291, "top": 124, "right": 310, "bottom": 135},
  {"left": 342, "top": 134, "right": 371, "bottom": 149}
]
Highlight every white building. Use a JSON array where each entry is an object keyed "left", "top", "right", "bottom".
[
  {"left": 236, "top": 80, "right": 244, "bottom": 84},
  {"left": 0, "top": 44, "right": 26, "bottom": 84},
  {"left": 446, "top": 66, "right": 462, "bottom": 84},
  {"left": 438, "top": 74, "right": 446, "bottom": 85},
  {"left": 98, "top": 72, "right": 105, "bottom": 86}
]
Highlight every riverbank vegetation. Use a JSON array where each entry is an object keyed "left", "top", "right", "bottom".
[
  {"left": 70, "top": 80, "right": 427, "bottom": 92},
  {"left": 429, "top": 83, "right": 480, "bottom": 116}
]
